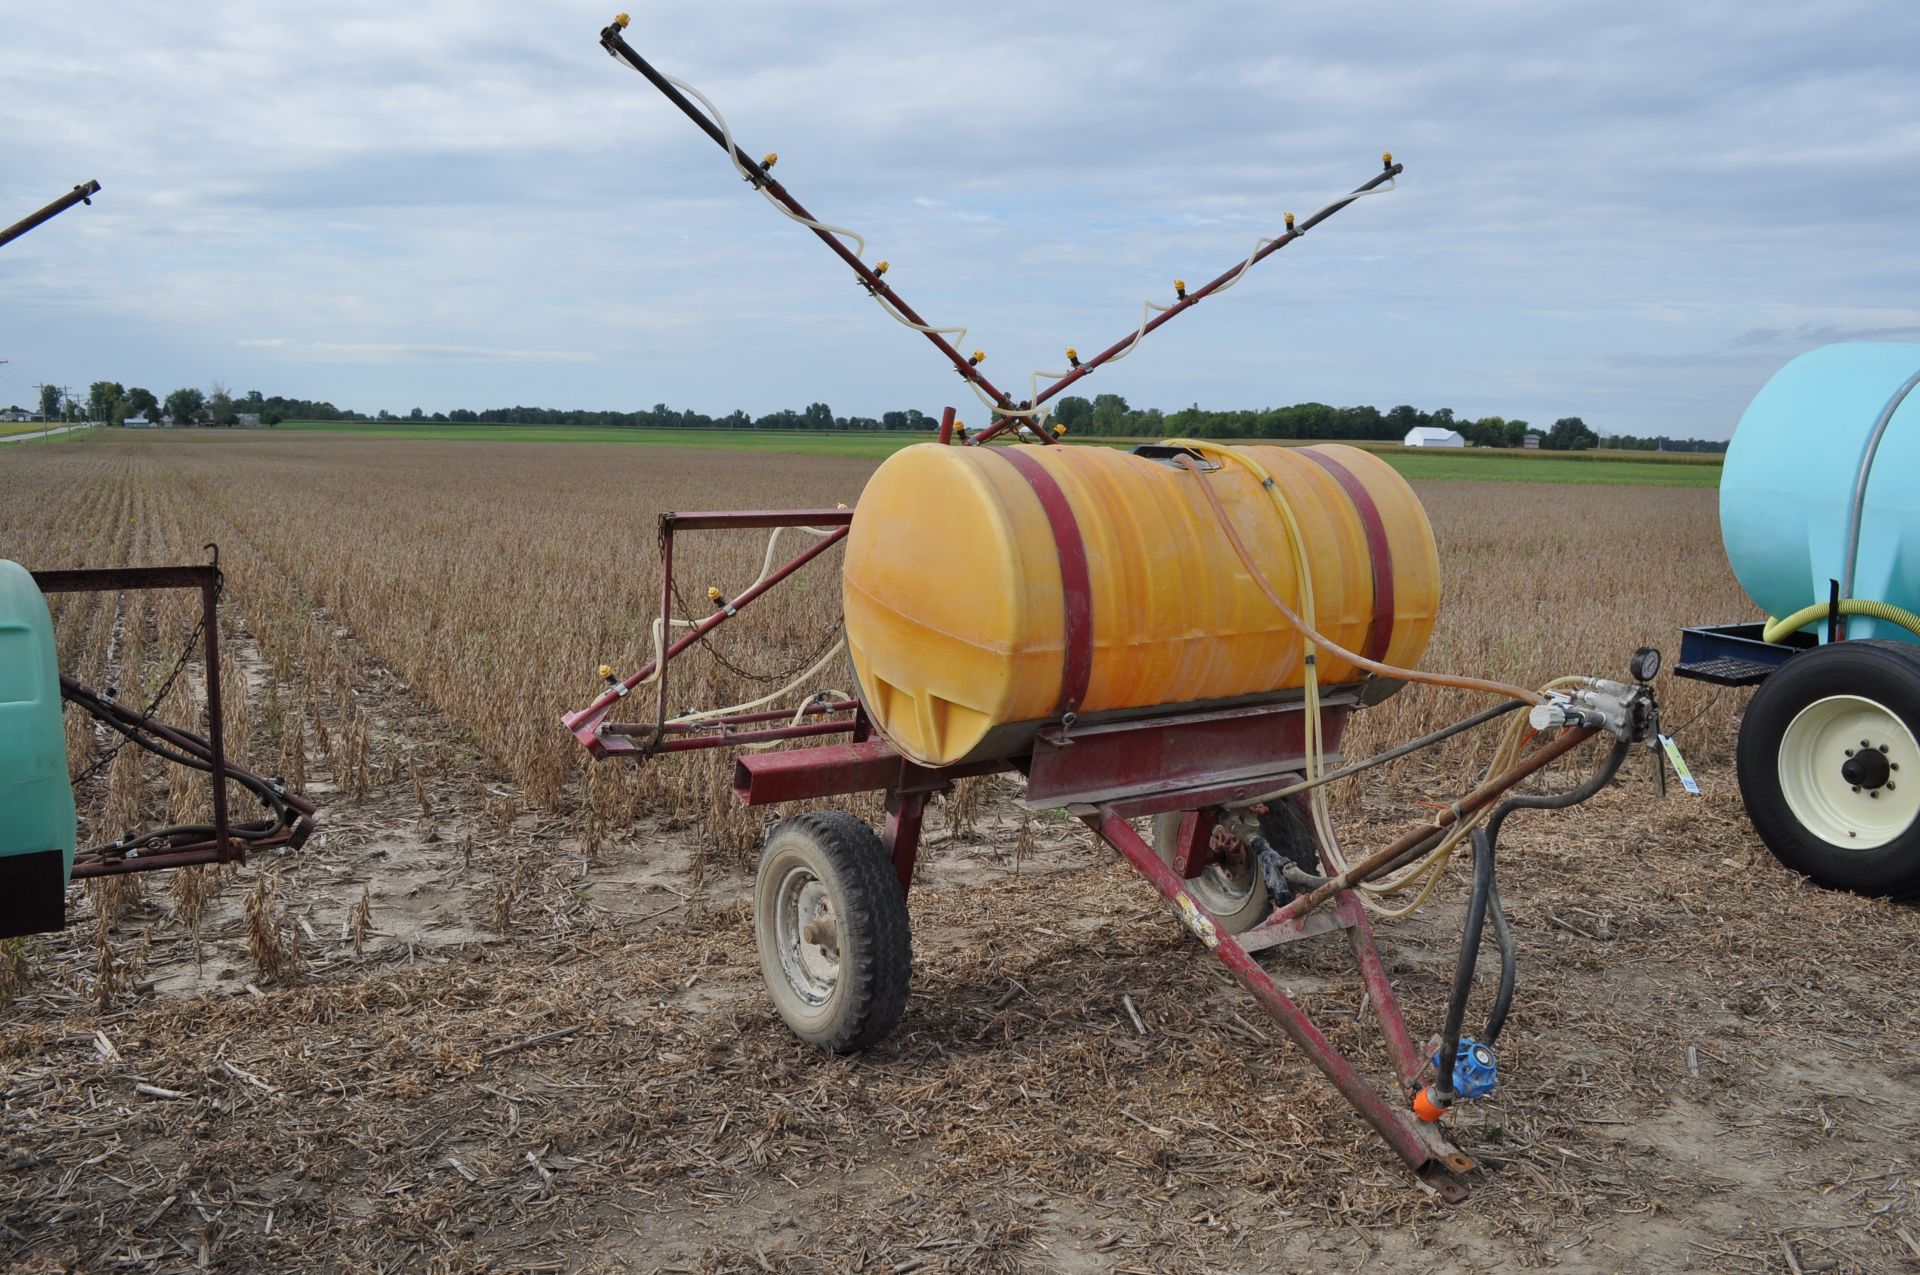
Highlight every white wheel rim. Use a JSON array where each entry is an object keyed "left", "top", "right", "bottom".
[
  {"left": 1195, "top": 860, "right": 1259, "bottom": 914},
  {"left": 773, "top": 866, "right": 840, "bottom": 1005},
  {"left": 1777, "top": 694, "right": 1919, "bottom": 850}
]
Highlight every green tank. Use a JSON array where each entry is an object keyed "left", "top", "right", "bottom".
[{"left": 0, "top": 559, "right": 75, "bottom": 937}]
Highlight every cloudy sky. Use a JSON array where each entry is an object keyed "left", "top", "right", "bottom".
[{"left": 3, "top": 1, "right": 1916, "bottom": 438}]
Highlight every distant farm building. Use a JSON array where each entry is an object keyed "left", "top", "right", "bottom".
[
  {"left": 237, "top": 413, "right": 261, "bottom": 428},
  {"left": 124, "top": 415, "right": 154, "bottom": 428},
  {"left": 1403, "top": 426, "right": 1466, "bottom": 448},
  {"left": 1523, "top": 432, "right": 1543, "bottom": 450}
]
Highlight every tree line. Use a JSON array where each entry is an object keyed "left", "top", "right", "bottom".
[
  {"left": 59, "top": 383, "right": 356, "bottom": 427},
  {"left": 34, "top": 381, "right": 1728, "bottom": 452}
]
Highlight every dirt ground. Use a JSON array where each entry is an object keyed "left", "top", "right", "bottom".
[
  {"left": 3, "top": 441, "right": 1918, "bottom": 1273},
  {"left": 4, "top": 613, "right": 1915, "bottom": 1274}
]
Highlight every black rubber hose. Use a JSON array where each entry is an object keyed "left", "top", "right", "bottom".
[
  {"left": 1484, "top": 874, "right": 1516, "bottom": 1045},
  {"left": 71, "top": 692, "right": 298, "bottom": 837},
  {"left": 1432, "top": 826, "right": 1496, "bottom": 1101},
  {"left": 1484, "top": 736, "right": 1631, "bottom": 845},
  {"left": 1255, "top": 698, "right": 1528, "bottom": 801},
  {"left": 1433, "top": 736, "right": 1631, "bottom": 1099}
]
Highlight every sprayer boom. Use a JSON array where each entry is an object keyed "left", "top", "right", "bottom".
[
  {"left": 0, "top": 180, "right": 101, "bottom": 250},
  {"left": 597, "top": 15, "right": 1399, "bottom": 445}
]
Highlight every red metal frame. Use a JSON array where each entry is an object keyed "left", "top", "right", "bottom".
[
  {"left": 719, "top": 700, "right": 1477, "bottom": 1197},
  {"left": 562, "top": 508, "right": 856, "bottom": 756},
  {"left": 560, "top": 514, "right": 1525, "bottom": 1198},
  {"left": 32, "top": 560, "right": 317, "bottom": 878},
  {"left": 1083, "top": 812, "right": 1472, "bottom": 1196}
]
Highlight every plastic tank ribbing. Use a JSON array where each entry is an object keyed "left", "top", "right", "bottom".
[
  {"left": 1720, "top": 343, "right": 1920, "bottom": 643},
  {"left": 0, "top": 560, "right": 77, "bottom": 878},
  {"left": 842, "top": 442, "right": 1440, "bottom": 766}
]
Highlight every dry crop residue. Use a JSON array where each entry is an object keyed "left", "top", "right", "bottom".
[{"left": 1, "top": 430, "right": 1916, "bottom": 1273}]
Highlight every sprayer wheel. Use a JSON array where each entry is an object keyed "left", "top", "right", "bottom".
[
  {"left": 1150, "top": 803, "right": 1320, "bottom": 935},
  {"left": 1737, "top": 639, "right": 1920, "bottom": 899},
  {"left": 753, "top": 811, "right": 912, "bottom": 1053}
]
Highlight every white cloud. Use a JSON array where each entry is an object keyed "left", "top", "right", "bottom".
[{"left": 1, "top": 0, "right": 1917, "bottom": 435}]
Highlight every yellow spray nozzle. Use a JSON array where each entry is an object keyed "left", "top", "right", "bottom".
[
  {"left": 1174, "top": 279, "right": 1187, "bottom": 299},
  {"left": 874, "top": 260, "right": 889, "bottom": 276},
  {"left": 1285, "top": 211, "right": 1295, "bottom": 230},
  {"left": 598, "top": 664, "right": 616, "bottom": 681},
  {"left": 969, "top": 350, "right": 986, "bottom": 366},
  {"left": 1052, "top": 422, "right": 1068, "bottom": 437},
  {"left": 613, "top": 12, "right": 630, "bottom": 28},
  {"left": 1383, "top": 150, "right": 1394, "bottom": 168},
  {"left": 761, "top": 151, "right": 778, "bottom": 169},
  {"left": 1065, "top": 346, "right": 1079, "bottom": 366},
  {"left": 707, "top": 586, "right": 724, "bottom": 603}
]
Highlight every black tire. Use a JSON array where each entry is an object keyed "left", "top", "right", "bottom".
[
  {"left": 1736, "top": 639, "right": 1920, "bottom": 899},
  {"left": 1149, "top": 801, "right": 1321, "bottom": 934},
  {"left": 753, "top": 811, "right": 913, "bottom": 1052}
]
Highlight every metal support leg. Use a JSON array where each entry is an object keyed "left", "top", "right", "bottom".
[
  {"left": 1079, "top": 807, "right": 1471, "bottom": 1200},
  {"left": 1342, "top": 895, "right": 1421, "bottom": 1087},
  {"left": 884, "top": 790, "right": 927, "bottom": 897},
  {"left": 201, "top": 572, "right": 234, "bottom": 863},
  {"left": 1171, "top": 809, "right": 1216, "bottom": 878}
]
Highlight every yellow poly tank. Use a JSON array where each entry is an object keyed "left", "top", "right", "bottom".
[{"left": 842, "top": 441, "right": 1440, "bottom": 766}]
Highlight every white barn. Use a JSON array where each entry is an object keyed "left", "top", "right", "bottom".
[{"left": 1403, "top": 426, "right": 1466, "bottom": 448}]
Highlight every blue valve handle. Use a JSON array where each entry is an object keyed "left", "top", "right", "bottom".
[{"left": 1434, "top": 1037, "right": 1499, "bottom": 1100}]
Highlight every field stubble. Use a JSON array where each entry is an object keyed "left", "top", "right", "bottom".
[{"left": 0, "top": 431, "right": 1914, "bottom": 1273}]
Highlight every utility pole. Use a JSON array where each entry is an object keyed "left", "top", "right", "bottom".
[{"left": 31, "top": 383, "right": 57, "bottom": 443}]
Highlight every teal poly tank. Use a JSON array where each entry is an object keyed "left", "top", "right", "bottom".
[
  {"left": 1720, "top": 343, "right": 1920, "bottom": 644},
  {"left": 0, "top": 560, "right": 76, "bottom": 883}
]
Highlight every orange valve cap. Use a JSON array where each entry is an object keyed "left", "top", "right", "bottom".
[{"left": 1412, "top": 1086, "right": 1448, "bottom": 1123}]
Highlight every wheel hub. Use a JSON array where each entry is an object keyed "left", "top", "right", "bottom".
[
  {"left": 1778, "top": 695, "right": 1919, "bottom": 850},
  {"left": 1841, "top": 746, "right": 1891, "bottom": 791}
]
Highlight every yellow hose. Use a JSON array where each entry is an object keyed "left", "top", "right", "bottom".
[
  {"left": 1166, "top": 442, "right": 1544, "bottom": 705},
  {"left": 1167, "top": 440, "right": 1561, "bottom": 918},
  {"left": 1763, "top": 598, "right": 1920, "bottom": 644}
]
